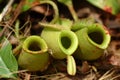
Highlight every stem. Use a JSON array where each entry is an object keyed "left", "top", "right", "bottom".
[
  {"left": 15, "top": 20, "right": 20, "bottom": 38},
  {"left": 58, "top": 0, "right": 78, "bottom": 21},
  {"left": 67, "top": 5, "right": 78, "bottom": 21},
  {"left": 13, "top": 43, "right": 22, "bottom": 56},
  {"left": 13, "top": 36, "right": 26, "bottom": 56},
  {"left": 40, "top": 0, "right": 59, "bottom": 24}
]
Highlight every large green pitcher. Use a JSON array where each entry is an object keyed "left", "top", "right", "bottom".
[
  {"left": 74, "top": 23, "right": 111, "bottom": 60},
  {"left": 41, "top": 28, "right": 78, "bottom": 59}
]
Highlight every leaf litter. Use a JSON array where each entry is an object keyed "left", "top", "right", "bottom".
[{"left": 0, "top": 0, "right": 120, "bottom": 80}]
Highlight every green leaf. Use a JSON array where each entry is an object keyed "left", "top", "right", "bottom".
[
  {"left": 87, "top": 0, "right": 120, "bottom": 15},
  {"left": 0, "top": 39, "right": 18, "bottom": 78}
]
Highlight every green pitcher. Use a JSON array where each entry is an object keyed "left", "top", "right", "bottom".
[
  {"left": 74, "top": 23, "right": 111, "bottom": 60},
  {"left": 18, "top": 36, "right": 50, "bottom": 71},
  {"left": 41, "top": 28, "right": 78, "bottom": 59}
]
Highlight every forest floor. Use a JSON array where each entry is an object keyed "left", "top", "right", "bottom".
[{"left": 0, "top": 0, "right": 120, "bottom": 80}]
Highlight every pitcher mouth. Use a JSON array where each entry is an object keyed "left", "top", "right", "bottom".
[
  {"left": 58, "top": 30, "right": 78, "bottom": 56},
  {"left": 88, "top": 31, "right": 103, "bottom": 44},
  {"left": 23, "top": 36, "right": 48, "bottom": 54},
  {"left": 87, "top": 24, "right": 111, "bottom": 49},
  {"left": 61, "top": 36, "right": 71, "bottom": 49}
]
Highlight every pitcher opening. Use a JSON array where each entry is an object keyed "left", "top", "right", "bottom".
[
  {"left": 28, "top": 41, "right": 41, "bottom": 51},
  {"left": 61, "top": 37, "right": 71, "bottom": 49},
  {"left": 88, "top": 31, "right": 103, "bottom": 44},
  {"left": 59, "top": 30, "right": 78, "bottom": 56}
]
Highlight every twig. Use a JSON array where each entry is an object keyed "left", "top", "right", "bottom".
[
  {"left": 0, "top": 0, "right": 14, "bottom": 22},
  {"left": 111, "top": 75, "right": 120, "bottom": 80},
  {"left": 8, "top": 0, "right": 25, "bottom": 26},
  {"left": 99, "top": 69, "right": 115, "bottom": 80},
  {"left": 0, "top": 26, "right": 7, "bottom": 37},
  {"left": 0, "top": 0, "right": 25, "bottom": 38}
]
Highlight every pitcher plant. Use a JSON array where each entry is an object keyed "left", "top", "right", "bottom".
[
  {"left": 41, "top": 29, "right": 78, "bottom": 59},
  {"left": 74, "top": 23, "right": 111, "bottom": 60},
  {"left": 18, "top": 36, "right": 50, "bottom": 71}
]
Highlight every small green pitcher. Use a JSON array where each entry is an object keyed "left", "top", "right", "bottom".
[
  {"left": 18, "top": 36, "right": 50, "bottom": 71},
  {"left": 74, "top": 23, "right": 111, "bottom": 60}
]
